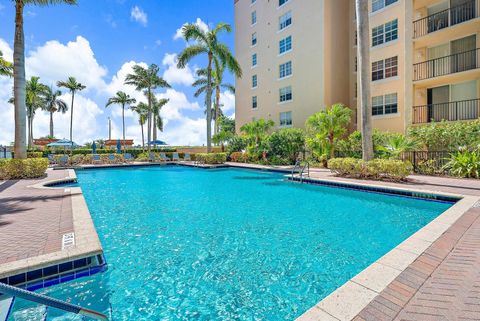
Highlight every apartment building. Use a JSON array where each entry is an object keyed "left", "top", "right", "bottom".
[{"left": 234, "top": 0, "right": 480, "bottom": 133}]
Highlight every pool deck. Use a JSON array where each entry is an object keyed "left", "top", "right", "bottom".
[{"left": 0, "top": 162, "right": 479, "bottom": 321}]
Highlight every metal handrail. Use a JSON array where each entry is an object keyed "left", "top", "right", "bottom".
[
  {"left": 300, "top": 162, "right": 310, "bottom": 183},
  {"left": 412, "top": 98, "right": 480, "bottom": 124},
  {"left": 0, "top": 283, "right": 108, "bottom": 321},
  {"left": 291, "top": 160, "right": 301, "bottom": 178}
]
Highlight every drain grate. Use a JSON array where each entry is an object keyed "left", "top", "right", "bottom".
[{"left": 62, "top": 233, "right": 75, "bottom": 250}]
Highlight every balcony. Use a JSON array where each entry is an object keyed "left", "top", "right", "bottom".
[
  {"left": 413, "top": 0, "right": 479, "bottom": 38},
  {"left": 412, "top": 98, "right": 479, "bottom": 124},
  {"left": 413, "top": 48, "right": 479, "bottom": 81}
]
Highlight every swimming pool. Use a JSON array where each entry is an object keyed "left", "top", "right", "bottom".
[{"left": 10, "top": 166, "right": 452, "bottom": 320}]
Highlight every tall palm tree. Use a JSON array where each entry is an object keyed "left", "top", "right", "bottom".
[
  {"left": 125, "top": 64, "right": 170, "bottom": 152},
  {"left": 0, "top": 50, "right": 13, "bottom": 77},
  {"left": 150, "top": 95, "right": 169, "bottom": 142},
  {"left": 42, "top": 86, "right": 67, "bottom": 138},
  {"left": 177, "top": 22, "right": 242, "bottom": 153},
  {"left": 356, "top": 0, "right": 374, "bottom": 160},
  {"left": 13, "top": 0, "right": 77, "bottom": 159},
  {"left": 131, "top": 102, "right": 148, "bottom": 151},
  {"left": 106, "top": 91, "right": 136, "bottom": 151},
  {"left": 25, "top": 76, "right": 48, "bottom": 147},
  {"left": 57, "top": 76, "right": 86, "bottom": 150}
]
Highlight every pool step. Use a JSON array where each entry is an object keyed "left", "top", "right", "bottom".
[{"left": 0, "top": 297, "right": 14, "bottom": 321}]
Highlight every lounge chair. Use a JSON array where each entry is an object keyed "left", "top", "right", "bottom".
[
  {"left": 183, "top": 153, "right": 191, "bottom": 162},
  {"left": 108, "top": 154, "right": 116, "bottom": 164},
  {"left": 58, "top": 155, "right": 69, "bottom": 167},
  {"left": 172, "top": 152, "right": 180, "bottom": 161},
  {"left": 124, "top": 153, "right": 134, "bottom": 163},
  {"left": 160, "top": 153, "right": 170, "bottom": 162},
  {"left": 47, "top": 154, "right": 56, "bottom": 165},
  {"left": 148, "top": 152, "right": 157, "bottom": 162},
  {"left": 92, "top": 154, "right": 101, "bottom": 165}
]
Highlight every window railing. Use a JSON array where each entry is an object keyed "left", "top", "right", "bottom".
[
  {"left": 413, "top": 0, "right": 479, "bottom": 38},
  {"left": 413, "top": 48, "right": 479, "bottom": 81},
  {"left": 412, "top": 98, "right": 480, "bottom": 124}
]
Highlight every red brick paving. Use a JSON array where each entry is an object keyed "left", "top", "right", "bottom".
[{"left": 0, "top": 170, "right": 73, "bottom": 265}]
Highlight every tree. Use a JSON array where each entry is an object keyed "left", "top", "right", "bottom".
[
  {"left": 25, "top": 76, "right": 48, "bottom": 147},
  {"left": 131, "top": 102, "right": 148, "bottom": 151},
  {"left": 306, "top": 104, "right": 352, "bottom": 161},
  {"left": 43, "top": 86, "right": 67, "bottom": 138},
  {"left": 13, "top": 0, "right": 77, "bottom": 159},
  {"left": 212, "top": 115, "right": 235, "bottom": 151},
  {"left": 377, "top": 134, "right": 419, "bottom": 159},
  {"left": 356, "top": 0, "right": 374, "bottom": 160},
  {"left": 268, "top": 128, "right": 306, "bottom": 164},
  {"left": 0, "top": 50, "right": 13, "bottom": 77},
  {"left": 125, "top": 64, "right": 170, "bottom": 152},
  {"left": 151, "top": 95, "right": 169, "bottom": 142},
  {"left": 57, "top": 76, "right": 86, "bottom": 150},
  {"left": 240, "top": 119, "right": 275, "bottom": 157},
  {"left": 177, "top": 22, "right": 242, "bottom": 153},
  {"left": 106, "top": 91, "right": 136, "bottom": 151}
]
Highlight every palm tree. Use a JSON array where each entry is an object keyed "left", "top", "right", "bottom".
[
  {"left": 125, "top": 64, "right": 170, "bottom": 152},
  {"left": 106, "top": 91, "right": 136, "bottom": 151},
  {"left": 0, "top": 50, "right": 13, "bottom": 77},
  {"left": 25, "top": 76, "right": 48, "bottom": 147},
  {"left": 57, "top": 76, "right": 86, "bottom": 150},
  {"left": 131, "top": 102, "right": 148, "bottom": 151},
  {"left": 356, "top": 0, "right": 374, "bottom": 160},
  {"left": 150, "top": 95, "right": 169, "bottom": 142},
  {"left": 13, "top": 0, "right": 76, "bottom": 159},
  {"left": 43, "top": 86, "right": 67, "bottom": 138},
  {"left": 177, "top": 22, "right": 242, "bottom": 153},
  {"left": 240, "top": 119, "right": 275, "bottom": 156},
  {"left": 305, "top": 104, "right": 352, "bottom": 160}
]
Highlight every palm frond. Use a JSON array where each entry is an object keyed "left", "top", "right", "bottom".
[{"left": 177, "top": 45, "right": 207, "bottom": 68}]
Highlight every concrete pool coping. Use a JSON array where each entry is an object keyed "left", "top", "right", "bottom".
[{"left": 0, "top": 169, "right": 103, "bottom": 280}]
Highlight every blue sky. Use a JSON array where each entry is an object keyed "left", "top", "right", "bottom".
[{"left": 0, "top": 0, "right": 236, "bottom": 146}]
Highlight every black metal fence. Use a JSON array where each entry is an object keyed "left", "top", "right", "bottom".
[
  {"left": 412, "top": 98, "right": 480, "bottom": 124},
  {"left": 401, "top": 151, "right": 452, "bottom": 173},
  {"left": 0, "top": 147, "right": 12, "bottom": 159},
  {"left": 413, "top": 48, "right": 479, "bottom": 81},
  {"left": 413, "top": 0, "right": 479, "bottom": 38}
]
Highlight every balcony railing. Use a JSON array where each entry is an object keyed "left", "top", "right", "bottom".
[
  {"left": 412, "top": 98, "right": 480, "bottom": 124},
  {"left": 413, "top": 0, "right": 479, "bottom": 38},
  {"left": 413, "top": 48, "right": 479, "bottom": 81}
]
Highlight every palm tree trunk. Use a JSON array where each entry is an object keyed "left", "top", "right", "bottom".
[
  {"left": 147, "top": 88, "right": 152, "bottom": 152},
  {"left": 122, "top": 104, "right": 126, "bottom": 152},
  {"left": 49, "top": 111, "right": 54, "bottom": 137},
  {"left": 70, "top": 92, "right": 75, "bottom": 153},
  {"left": 141, "top": 123, "right": 145, "bottom": 152},
  {"left": 153, "top": 116, "right": 157, "bottom": 141},
  {"left": 215, "top": 85, "right": 221, "bottom": 138},
  {"left": 356, "top": 0, "right": 374, "bottom": 161},
  {"left": 29, "top": 116, "right": 34, "bottom": 147},
  {"left": 27, "top": 116, "right": 31, "bottom": 148},
  {"left": 206, "top": 53, "right": 213, "bottom": 153},
  {"left": 13, "top": 1, "right": 27, "bottom": 159}
]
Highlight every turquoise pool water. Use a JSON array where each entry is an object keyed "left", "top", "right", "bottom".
[{"left": 11, "top": 166, "right": 452, "bottom": 320}]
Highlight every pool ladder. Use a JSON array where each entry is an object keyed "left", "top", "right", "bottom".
[
  {"left": 0, "top": 283, "right": 108, "bottom": 321},
  {"left": 291, "top": 160, "right": 310, "bottom": 183}
]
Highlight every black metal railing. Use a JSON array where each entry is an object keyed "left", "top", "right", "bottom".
[
  {"left": 413, "top": 98, "right": 480, "bottom": 124},
  {"left": 413, "top": 0, "right": 479, "bottom": 38},
  {"left": 401, "top": 151, "right": 452, "bottom": 173},
  {"left": 413, "top": 48, "right": 479, "bottom": 81}
]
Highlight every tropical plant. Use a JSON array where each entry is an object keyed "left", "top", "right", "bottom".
[
  {"left": 212, "top": 115, "right": 235, "bottom": 151},
  {"left": 377, "top": 134, "right": 419, "bottom": 159},
  {"left": 268, "top": 128, "right": 305, "bottom": 164},
  {"left": 150, "top": 94, "right": 169, "bottom": 143},
  {"left": 355, "top": 0, "right": 373, "bottom": 161},
  {"left": 13, "top": 0, "right": 77, "bottom": 159},
  {"left": 305, "top": 104, "right": 352, "bottom": 162},
  {"left": 131, "top": 102, "right": 148, "bottom": 151},
  {"left": 0, "top": 50, "right": 13, "bottom": 77},
  {"left": 226, "top": 135, "right": 248, "bottom": 155},
  {"left": 42, "top": 86, "right": 67, "bottom": 138},
  {"left": 106, "top": 91, "right": 136, "bottom": 150},
  {"left": 177, "top": 22, "right": 242, "bottom": 152},
  {"left": 240, "top": 119, "right": 275, "bottom": 157},
  {"left": 57, "top": 77, "right": 86, "bottom": 150},
  {"left": 443, "top": 148, "right": 480, "bottom": 178},
  {"left": 125, "top": 64, "right": 170, "bottom": 152}
]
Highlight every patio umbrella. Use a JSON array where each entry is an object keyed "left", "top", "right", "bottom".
[
  {"left": 116, "top": 139, "right": 121, "bottom": 154},
  {"left": 46, "top": 139, "right": 79, "bottom": 149},
  {"left": 148, "top": 140, "right": 167, "bottom": 146},
  {"left": 92, "top": 141, "right": 97, "bottom": 154}
]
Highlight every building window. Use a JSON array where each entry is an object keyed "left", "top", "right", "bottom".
[
  {"left": 252, "top": 53, "right": 257, "bottom": 67},
  {"left": 354, "top": 31, "right": 358, "bottom": 45},
  {"left": 280, "top": 111, "right": 292, "bottom": 127},
  {"left": 279, "top": 61, "right": 292, "bottom": 78},
  {"left": 279, "top": 36, "right": 292, "bottom": 54},
  {"left": 279, "top": 11, "right": 292, "bottom": 30},
  {"left": 355, "top": 57, "right": 357, "bottom": 72},
  {"left": 372, "top": 0, "right": 398, "bottom": 12},
  {"left": 279, "top": 86, "right": 292, "bottom": 102},
  {"left": 252, "top": 75, "right": 258, "bottom": 88},
  {"left": 252, "top": 96, "right": 257, "bottom": 109},
  {"left": 372, "top": 93, "right": 397, "bottom": 116},
  {"left": 251, "top": 32, "right": 257, "bottom": 46},
  {"left": 251, "top": 11, "right": 257, "bottom": 25},
  {"left": 372, "top": 19, "right": 398, "bottom": 47},
  {"left": 279, "top": 0, "right": 290, "bottom": 7},
  {"left": 372, "top": 56, "right": 397, "bottom": 81}
]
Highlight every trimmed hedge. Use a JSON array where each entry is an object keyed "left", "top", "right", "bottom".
[
  {"left": 27, "top": 152, "right": 43, "bottom": 158},
  {"left": 136, "top": 152, "right": 196, "bottom": 161},
  {"left": 196, "top": 153, "right": 227, "bottom": 164},
  {"left": 34, "top": 148, "right": 176, "bottom": 158},
  {"left": 0, "top": 158, "right": 49, "bottom": 180},
  {"left": 328, "top": 158, "right": 412, "bottom": 181},
  {"left": 230, "top": 152, "right": 249, "bottom": 163}
]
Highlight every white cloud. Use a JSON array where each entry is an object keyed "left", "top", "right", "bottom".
[
  {"left": 130, "top": 6, "right": 148, "bottom": 27},
  {"left": 26, "top": 36, "right": 108, "bottom": 92},
  {"left": 0, "top": 38, "right": 13, "bottom": 60},
  {"left": 162, "top": 53, "right": 195, "bottom": 86},
  {"left": 173, "top": 18, "right": 209, "bottom": 40},
  {"left": 161, "top": 117, "right": 207, "bottom": 146},
  {"left": 220, "top": 91, "right": 235, "bottom": 115},
  {"left": 157, "top": 88, "right": 201, "bottom": 123}
]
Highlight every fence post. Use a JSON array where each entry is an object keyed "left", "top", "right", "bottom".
[{"left": 413, "top": 151, "right": 417, "bottom": 172}]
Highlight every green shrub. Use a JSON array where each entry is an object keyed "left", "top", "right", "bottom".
[
  {"left": 443, "top": 149, "right": 480, "bottom": 178},
  {"left": 0, "top": 158, "right": 49, "bottom": 180},
  {"left": 267, "top": 128, "right": 305, "bottom": 164},
  {"left": 41, "top": 148, "right": 176, "bottom": 158},
  {"left": 226, "top": 136, "right": 248, "bottom": 154},
  {"left": 27, "top": 152, "right": 44, "bottom": 158},
  {"left": 230, "top": 152, "right": 248, "bottom": 163},
  {"left": 196, "top": 153, "right": 227, "bottom": 164},
  {"left": 328, "top": 158, "right": 412, "bottom": 181}
]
